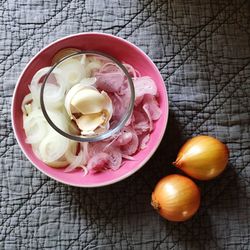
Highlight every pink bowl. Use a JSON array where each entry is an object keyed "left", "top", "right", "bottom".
[{"left": 11, "top": 32, "right": 169, "bottom": 187}]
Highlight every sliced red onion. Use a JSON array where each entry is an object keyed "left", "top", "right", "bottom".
[
  {"left": 107, "top": 148, "right": 122, "bottom": 170},
  {"left": 140, "top": 134, "right": 150, "bottom": 150},
  {"left": 116, "top": 130, "right": 133, "bottom": 145},
  {"left": 87, "top": 152, "right": 110, "bottom": 173},
  {"left": 133, "top": 76, "right": 157, "bottom": 104},
  {"left": 143, "top": 104, "right": 153, "bottom": 132},
  {"left": 122, "top": 154, "right": 136, "bottom": 161},
  {"left": 95, "top": 72, "right": 124, "bottom": 93},
  {"left": 120, "top": 126, "right": 139, "bottom": 155},
  {"left": 143, "top": 95, "right": 162, "bottom": 120},
  {"left": 98, "top": 62, "right": 123, "bottom": 74}
]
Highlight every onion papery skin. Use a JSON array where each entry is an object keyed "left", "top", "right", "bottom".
[
  {"left": 151, "top": 174, "right": 200, "bottom": 222},
  {"left": 174, "top": 135, "right": 229, "bottom": 180}
]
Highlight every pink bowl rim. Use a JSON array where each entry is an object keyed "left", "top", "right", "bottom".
[{"left": 11, "top": 32, "right": 169, "bottom": 188}]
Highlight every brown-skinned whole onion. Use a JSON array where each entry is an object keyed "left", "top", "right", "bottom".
[
  {"left": 173, "top": 135, "right": 229, "bottom": 180},
  {"left": 151, "top": 174, "right": 200, "bottom": 222}
]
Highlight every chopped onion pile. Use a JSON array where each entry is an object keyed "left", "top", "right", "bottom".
[{"left": 22, "top": 52, "right": 162, "bottom": 175}]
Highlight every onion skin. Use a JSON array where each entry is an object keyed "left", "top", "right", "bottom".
[
  {"left": 151, "top": 175, "right": 200, "bottom": 222},
  {"left": 174, "top": 135, "right": 229, "bottom": 180}
]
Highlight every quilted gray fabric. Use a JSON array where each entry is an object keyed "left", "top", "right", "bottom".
[{"left": 1, "top": 0, "right": 250, "bottom": 249}]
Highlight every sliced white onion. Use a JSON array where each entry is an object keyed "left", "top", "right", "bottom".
[
  {"left": 65, "top": 141, "right": 78, "bottom": 163},
  {"left": 23, "top": 108, "right": 45, "bottom": 130},
  {"left": 38, "top": 131, "right": 69, "bottom": 163},
  {"left": 47, "top": 156, "right": 69, "bottom": 168},
  {"left": 29, "top": 67, "right": 50, "bottom": 107},
  {"left": 29, "top": 84, "right": 41, "bottom": 107},
  {"left": 29, "top": 67, "right": 54, "bottom": 107},
  {"left": 29, "top": 67, "right": 65, "bottom": 108},
  {"left": 21, "top": 93, "right": 33, "bottom": 115},
  {"left": 81, "top": 142, "right": 89, "bottom": 165},
  {"left": 30, "top": 67, "right": 52, "bottom": 87},
  {"left": 23, "top": 109, "right": 48, "bottom": 145},
  {"left": 46, "top": 110, "right": 69, "bottom": 132},
  {"left": 80, "top": 54, "right": 86, "bottom": 65},
  {"left": 79, "top": 77, "right": 97, "bottom": 86},
  {"left": 85, "top": 60, "right": 103, "bottom": 77},
  {"left": 57, "top": 58, "right": 83, "bottom": 87},
  {"left": 25, "top": 122, "right": 48, "bottom": 144},
  {"left": 43, "top": 82, "right": 65, "bottom": 109}
]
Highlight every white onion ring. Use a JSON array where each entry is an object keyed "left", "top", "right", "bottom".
[
  {"left": 43, "top": 82, "right": 65, "bottom": 109},
  {"left": 81, "top": 142, "right": 89, "bottom": 165},
  {"left": 57, "top": 58, "right": 84, "bottom": 88},
  {"left": 47, "top": 156, "right": 69, "bottom": 168},
  {"left": 64, "top": 141, "right": 78, "bottom": 163},
  {"left": 29, "top": 67, "right": 66, "bottom": 108},
  {"left": 23, "top": 109, "right": 48, "bottom": 144},
  {"left": 29, "top": 67, "right": 49, "bottom": 107},
  {"left": 85, "top": 61, "right": 103, "bottom": 77},
  {"left": 46, "top": 110, "right": 69, "bottom": 132},
  {"left": 38, "top": 131, "right": 69, "bottom": 163},
  {"left": 21, "top": 93, "right": 33, "bottom": 114}
]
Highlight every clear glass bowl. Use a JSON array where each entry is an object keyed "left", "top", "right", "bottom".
[{"left": 40, "top": 51, "right": 135, "bottom": 142}]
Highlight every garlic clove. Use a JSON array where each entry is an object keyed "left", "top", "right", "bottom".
[
  {"left": 70, "top": 88, "right": 106, "bottom": 114},
  {"left": 76, "top": 112, "right": 106, "bottom": 135},
  {"left": 65, "top": 83, "right": 86, "bottom": 118},
  {"left": 65, "top": 84, "right": 97, "bottom": 118},
  {"left": 64, "top": 84, "right": 113, "bottom": 135},
  {"left": 94, "top": 122, "right": 110, "bottom": 135}
]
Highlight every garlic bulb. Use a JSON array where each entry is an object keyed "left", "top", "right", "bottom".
[{"left": 64, "top": 83, "right": 113, "bottom": 135}]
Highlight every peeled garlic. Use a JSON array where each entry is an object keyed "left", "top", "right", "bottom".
[
  {"left": 65, "top": 82, "right": 97, "bottom": 119},
  {"left": 64, "top": 84, "right": 113, "bottom": 135},
  {"left": 76, "top": 112, "right": 106, "bottom": 134},
  {"left": 71, "top": 88, "right": 106, "bottom": 114}
]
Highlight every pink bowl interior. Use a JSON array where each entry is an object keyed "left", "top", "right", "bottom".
[{"left": 12, "top": 33, "right": 169, "bottom": 187}]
